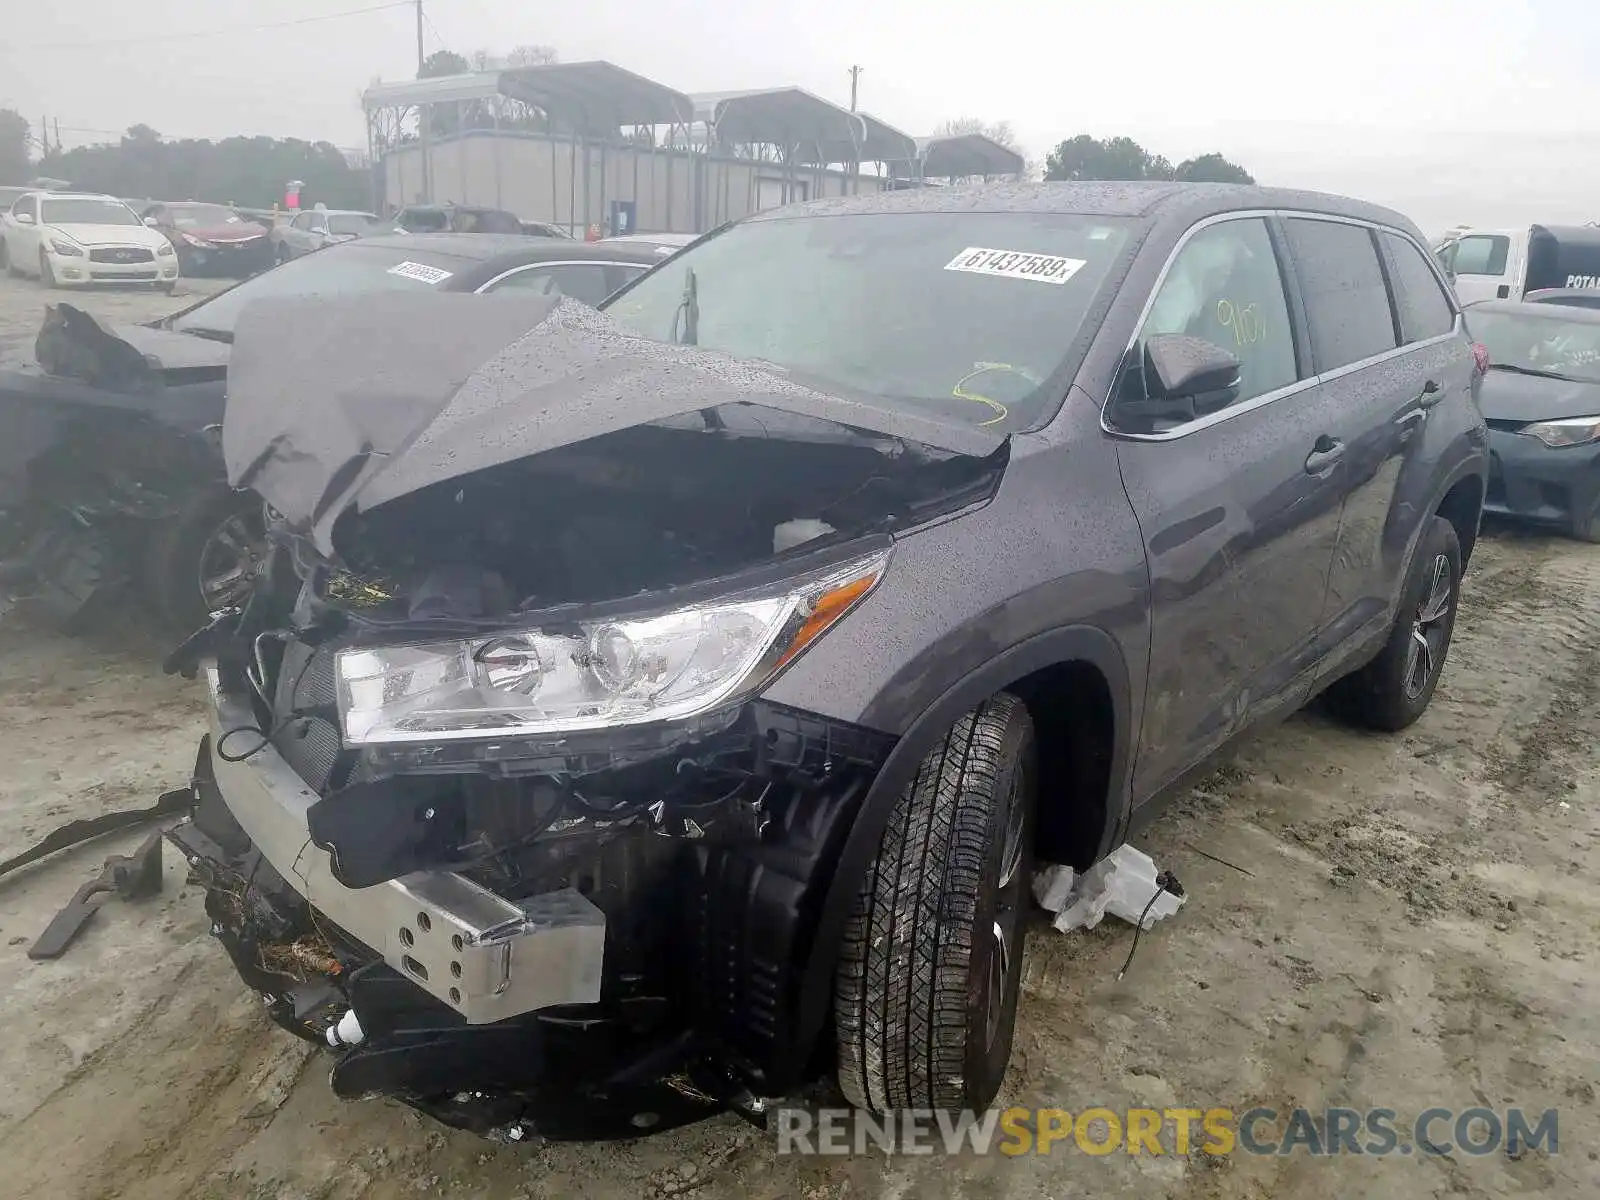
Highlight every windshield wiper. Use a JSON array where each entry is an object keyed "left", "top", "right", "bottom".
[
  {"left": 174, "top": 326, "right": 234, "bottom": 344},
  {"left": 670, "top": 267, "right": 698, "bottom": 346},
  {"left": 1488, "top": 362, "right": 1581, "bottom": 382}
]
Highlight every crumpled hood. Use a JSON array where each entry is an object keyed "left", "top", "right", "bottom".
[
  {"left": 224, "top": 290, "right": 1006, "bottom": 555},
  {"left": 1479, "top": 369, "right": 1600, "bottom": 422}
]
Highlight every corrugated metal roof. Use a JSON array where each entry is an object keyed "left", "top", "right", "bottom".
[
  {"left": 914, "top": 134, "right": 1026, "bottom": 178},
  {"left": 691, "top": 88, "right": 865, "bottom": 151}
]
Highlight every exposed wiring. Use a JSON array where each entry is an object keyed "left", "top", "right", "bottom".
[
  {"left": 27, "top": 2, "right": 412, "bottom": 51},
  {"left": 214, "top": 647, "right": 319, "bottom": 763},
  {"left": 1116, "top": 869, "right": 1185, "bottom": 981}
]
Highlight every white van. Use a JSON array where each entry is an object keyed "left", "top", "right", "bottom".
[{"left": 1436, "top": 224, "right": 1600, "bottom": 304}]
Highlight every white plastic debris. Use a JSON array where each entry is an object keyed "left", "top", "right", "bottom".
[
  {"left": 1036, "top": 845, "right": 1185, "bottom": 933},
  {"left": 772, "top": 518, "right": 836, "bottom": 553},
  {"left": 1031, "top": 863, "right": 1076, "bottom": 912}
]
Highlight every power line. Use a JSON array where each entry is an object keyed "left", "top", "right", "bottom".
[{"left": 28, "top": 2, "right": 412, "bottom": 51}]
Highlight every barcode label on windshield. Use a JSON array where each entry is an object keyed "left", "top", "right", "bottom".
[
  {"left": 387, "top": 260, "right": 453, "bottom": 284},
  {"left": 944, "top": 247, "right": 1086, "bottom": 285}
]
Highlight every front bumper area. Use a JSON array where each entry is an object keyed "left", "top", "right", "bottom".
[
  {"left": 192, "top": 667, "right": 604, "bottom": 1023},
  {"left": 1485, "top": 427, "right": 1600, "bottom": 533},
  {"left": 170, "top": 657, "right": 896, "bottom": 1138},
  {"left": 49, "top": 247, "right": 177, "bottom": 285}
]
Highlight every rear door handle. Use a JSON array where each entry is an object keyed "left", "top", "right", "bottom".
[{"left": 1305, "top": 436, "right": 1345, "bottom": 475}]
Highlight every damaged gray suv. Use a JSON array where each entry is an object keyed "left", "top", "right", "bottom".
[{"left": 165, "top": 183, "right": 1489, "bottom": 1140}]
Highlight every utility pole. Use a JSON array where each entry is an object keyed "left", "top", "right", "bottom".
[
  {"left": 415, "top": 0, "right": 425, "bottom": 75},
  {"left": 40, "top": 115, "right": 49, "bottom": 158},
  {"left": 52, "top": 119, "right": 60, "bottom": 159},
  {"left": 848, "top": 65, "right": 863, "bottom": 112}
]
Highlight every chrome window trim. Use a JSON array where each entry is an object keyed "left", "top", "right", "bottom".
[
  {"left": 473, "top": 259, "right": 633, "bottom": 293},
  {"left": 1103, "top": 209, "right": 1466, "bottom": 443}
]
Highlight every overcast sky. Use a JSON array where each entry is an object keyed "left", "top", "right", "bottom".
[{"left": 4, "top": 0, "right": 1598, "bottom": 234}]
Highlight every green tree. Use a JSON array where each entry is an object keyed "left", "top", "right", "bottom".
[
  {"left": 1171, "top": 152, "right": 1255, "bottom": 184},
  {"left": 1043, "top": 134, "right": 1254, "bottom": 184},
  {"left": 0, "top": 108, "right": 33, "bottom": 184},
  {"left": 418, "top": 49, "right": 471, "bottom": 78},
  {"left": 1044, "top": 135, "right": 1170, "bottom": 182}
]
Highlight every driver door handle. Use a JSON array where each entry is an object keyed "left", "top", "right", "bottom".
[{"left": 1305, "top": 435, "right": 1345, "bottom": 475}]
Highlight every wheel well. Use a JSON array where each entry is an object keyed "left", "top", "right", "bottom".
[
  {"left": 1436, "top": 475, "right": 1483, "bottom": 568},
  {"left": 1009, "top": 661, "right": 1116, "bottom": 871}
]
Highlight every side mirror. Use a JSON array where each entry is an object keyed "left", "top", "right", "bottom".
[
  {"left": 1114, "top": 334, "right": 1241, "bottom": 432},
  {"left": 14, "top": 212, "right": 34, "bottom": 225},
  {"left": 143, "top": 216, "right": 159, "bottom": 227}
]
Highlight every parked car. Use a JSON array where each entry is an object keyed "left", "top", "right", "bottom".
[
  {"left": 163, "top": 183, "right": 1488, "bottom": 1142},
  {"left": 1523, "top": 287, "right": 1600, "bottom": 311},
  {"left": 0, "top": 192, "right": 178, "bottom": 291},
  {"left": 272, "top": 208, "right": 401, "bottom": 262},
  {"left": 393, "top": 202, "right": 523, "bottom": 234},
  {"left": 0, "top": 233, "right": 673, "bottom": 631},
  {"left": 599, "top": 231, "right": 700, "bottom": 258},
  {"left": 140, "top": 201, "right": 274, "bottom": 277},
  {"left": 1464, "top": 298, "right": 1600, "bottom": 540},
  {"left": 519, "top": 219, "right": 573, "bottom": 238},
  {"left": 1436, "top": 223, "right": 1600, "bottom": 304}
]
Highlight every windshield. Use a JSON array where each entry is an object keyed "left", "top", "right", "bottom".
[
  {"left": 169, "top": 242, "right": 472, "bottom": 337},
  {"left": 166, "top": 204, "right": 243, "bottom": 228},
  {"left": 1467, "top": 308, "right": 1600, "bottom": 384},
  {"left": 41, "top": 197, "right": 141, "bottom": 227},
  {"left": 328, "top": 213, "right": 383, "bottom": 235},
  {"left": 602, "top": 212, "right": 1136, "bottom": 430}
]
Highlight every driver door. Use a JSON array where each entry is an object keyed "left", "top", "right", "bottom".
[
  {"left": 7, "top": 194, "right": 40, "bottom": 263},
  {"left": 1109, "top": 215, "right": 1347, "bottom": 801}
]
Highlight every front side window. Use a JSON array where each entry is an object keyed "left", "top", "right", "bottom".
[
  {"left": 40, "top": 197, "right": 140, "bottom": 227},
  {"left": 1383, "top": 231, "right": 1457, "bottom": 343},
  {"left": 1284, "top": 218, "right": 1399, "bottom": 370},
  {"left": 1135, "top": 217, "right": 1299, "bottom": 406},
  {"left": 1452, "top": 234, "right": 1511, "bottom": 277},
  {"left": 603, "top": 211, "right": 1137, "bottom": 432}
]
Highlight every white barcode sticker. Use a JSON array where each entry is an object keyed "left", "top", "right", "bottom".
[
  {"left": 386, "top": 260, "right": 454, "bottom": 284},
  {"left": 943, "top": 247, "right": 1086, "bottom": 285}
]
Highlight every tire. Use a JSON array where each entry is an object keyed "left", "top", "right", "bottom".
[
  {"left": 160, "top": 281, "right": 178, "bottom": 295},
  {"left": 39, "top": 250, "right": 56, "bottom": 288},
  {"left": 142, "top": 489, "right": 267, "bottom": 631},
  {"left": 0, "top": 239, "right": 13, "bottom": 276},
  {"left": 276, "top": 244, "right": 292, "bottom": 265},
  {"left": 1327, "top": 515, "right": 1462, "bottom": 731},
  {"left": 1572, "top": 495, "right": 1600, "bottom": 544},
  {"left": 835, "top": 692, "right": 1037, "bottom": 1113}
]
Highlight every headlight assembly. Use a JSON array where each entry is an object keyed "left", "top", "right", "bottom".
[
  {"left": 1521, "top": 416, "right": 1600, "bottom": 448},
  {"left": 48, "top": 238, "right": 83, "bottom": 256},
  {"left": 335, "top": 550, "right": 888, "bottom": 744},
  {"left": 156, "top": 242, "right": 175, "bottom": 256}
]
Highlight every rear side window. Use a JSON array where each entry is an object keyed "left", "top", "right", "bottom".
[
  {"left": 1452, "top": 235, "right": 1510, "bottom": 277},
  {"left": 1383, "top": 232, "right": 1457, "bottom": 342},
  {"left": 1284, "top": 218, "right": 1398, "bottom": 371}
]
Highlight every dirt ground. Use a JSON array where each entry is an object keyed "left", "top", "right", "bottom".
[{"left": 0, "top": 275, "right": 1596, "bottom": 1200}]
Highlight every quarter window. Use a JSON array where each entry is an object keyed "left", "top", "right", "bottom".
[
  {"left": 1283, "top": 218, "right": 1398, "bottom": 370},
  {"left": 1451, "top": 234, "right": 1510, "bottom": 277},
  {"left": 1135, "top": 217, "right": 1299, "bottom": 406},
  {"left": 1383, "top": 232, "right": 1457, "bottom": 343}
]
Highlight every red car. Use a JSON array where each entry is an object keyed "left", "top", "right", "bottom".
[{"left": 140, "top": 201, "right": 274, "bottom": 277}]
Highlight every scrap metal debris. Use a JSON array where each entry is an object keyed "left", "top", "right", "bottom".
[
  {"left": 0, "top": 785, "right": 193, "bottom": 885},
  {"left": 27, "top": 828, "right": 166, "bottom": 960}
]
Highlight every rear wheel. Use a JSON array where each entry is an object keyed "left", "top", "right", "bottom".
[
  {"left": 1573, "top": 495, "right": 1600, "bottom": 544},
  {"left": 835, "top": 692, "right": 1036, "bottom": 1113},
  {"left": 1327, "top": 515, "right": 1462, "bottom": 731}
]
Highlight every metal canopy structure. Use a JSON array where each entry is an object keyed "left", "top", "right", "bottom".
[
  {"left": 795, "top": 110, "right": 918, "bottom": 168},
  {"left": 691, "top": 88, "right": 866, "bottom": 159},
  {"left": 912, "top": 133, "right": 1026, "bottom": 180},
  {"left": 498, "top": 61, "right": 694, "bottom": 135}
]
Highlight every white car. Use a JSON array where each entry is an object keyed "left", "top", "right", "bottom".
[{"left": 0, "top": 191, "right": 179, "bottom": 291}]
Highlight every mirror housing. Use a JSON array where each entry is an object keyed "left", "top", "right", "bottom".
[
  {"left": 14, "top": 212, "right": 34, "bottom": 225},
  {"left": 1114, "top": 334, "right": 1242, "bottom": 432},
  {"left": 143, "top": 216, "right": 159, "bottom": 227}
]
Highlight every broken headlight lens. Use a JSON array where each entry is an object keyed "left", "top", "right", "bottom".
[{"left": 335, "top": 550, "right": 888, "bottom": 744}]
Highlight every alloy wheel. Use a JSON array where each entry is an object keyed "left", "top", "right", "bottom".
[
  {"left": 984, "top": 769, "right": 1028, "bottom": 1051},
  {"left": 196, "top": 510, "right": 267, "bottom": 612},
  {"left": 1403, "top": 553, "right": 1453, "bottom": 699}
]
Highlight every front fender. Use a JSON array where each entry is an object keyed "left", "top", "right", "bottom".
[{"left": 787, "top": 622, "right": 1136, "bottom": 1079}]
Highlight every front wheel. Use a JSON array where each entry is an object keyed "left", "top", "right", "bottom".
[
  {"left": 835, "top": 692, "right": 1036, "bottom": 1113},
  {"left": 38, "top": 250, "right": 57, "bottom": 288},
  {"left": 142, "top": 490, "right": 267, "bottom": 630},
  {"left": 1327, "top": 515, "right": 1462, "bottom": 731}
]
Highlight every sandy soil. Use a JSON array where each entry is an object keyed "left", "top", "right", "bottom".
[{"left": 0, "top": 276, "right": 1596, "bottom": 1199}]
